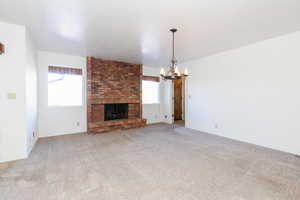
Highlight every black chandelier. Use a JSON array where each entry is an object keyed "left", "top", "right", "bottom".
[{"left": 160, "top": 28, "right": 188, "bottom": 80}]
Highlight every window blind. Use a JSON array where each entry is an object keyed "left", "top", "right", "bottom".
[{"left": 48, "top": 66, "right": 82, "bottom": 75}]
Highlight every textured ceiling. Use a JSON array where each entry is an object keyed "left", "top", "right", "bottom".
[{"left": 1, "top": 0, "right": 300, "bottom": 66}]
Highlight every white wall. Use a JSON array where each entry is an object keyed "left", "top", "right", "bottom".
[
  {"left": 25, "top": 29, "right": 38, "bottom": 155},
  {"left": 38, "top": 51, "right": 87, "bottom": 137},
  {"left": 161, "top": 79, "right": 173, "bottom": 124},
  {"left": 143, "top": 66, "right": 172, "bottom": 124},
  {"left": 183, "top": 31, "right": 300, "bottom": 155},
  {"left": 0, "top": 21, "right": 36, "bottom": 162}
]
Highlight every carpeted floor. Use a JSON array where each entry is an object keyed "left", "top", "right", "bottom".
[{"left": 1, "top": 124, "right": 300, "bottom": 200}]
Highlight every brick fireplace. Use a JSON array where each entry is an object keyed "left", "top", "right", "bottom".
[{"left": 87, "top": 57, "right": 146, "bottom": 133}]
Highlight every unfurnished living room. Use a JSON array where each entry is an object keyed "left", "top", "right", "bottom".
[{"left": 1, "top": 0, "right": 300, "bottom": 199}]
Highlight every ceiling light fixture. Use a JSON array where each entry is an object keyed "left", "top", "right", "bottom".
[{"left": 160, "top": 29, "right": 188, "bottom": 80}]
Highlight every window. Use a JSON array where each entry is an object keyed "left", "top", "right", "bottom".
[
  {"left": 142, "top": 80, "right": 160, "bottom": 104},
  {"left": 48, "top": 66, "right": 83, "bottom": 106}
]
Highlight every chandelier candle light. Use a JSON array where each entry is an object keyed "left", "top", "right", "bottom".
[{"left": 160, "top": 28, "right": 188, "bottom": 80}]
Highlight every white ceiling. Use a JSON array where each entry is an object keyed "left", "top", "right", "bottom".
[{"left": 1, "top": 0, "right": 300, "bottom": 66}]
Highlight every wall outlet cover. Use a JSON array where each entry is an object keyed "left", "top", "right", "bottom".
[{"left": 7, "top": 93, "right": 16, "bottom": 100}]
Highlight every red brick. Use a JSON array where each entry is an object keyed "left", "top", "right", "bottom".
[{"left": 87, "top": 57, "right": 145, "bottom": 133}]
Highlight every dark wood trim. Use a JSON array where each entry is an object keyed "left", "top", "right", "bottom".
[
  {"left": 0, "top": 43, "right": 4, "bottom": 55},
  {"left": 173, "top": 79, "right": 183, "bottom": 120},
  {"left": 142, "top": 75, "right": 160, "bottom": 82}
]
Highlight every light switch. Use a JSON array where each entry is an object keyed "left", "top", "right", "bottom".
[{"left": 7, "top": 93, "right": 16, "bottom": 100}]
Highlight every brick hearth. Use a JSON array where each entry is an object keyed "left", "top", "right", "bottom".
[{"left": 87, "top": 57, "right": 146, "bottom": 133}]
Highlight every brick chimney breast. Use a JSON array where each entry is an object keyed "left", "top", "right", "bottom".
[{"left": 87, "top": 57, "right": 146, "bottom": 133}]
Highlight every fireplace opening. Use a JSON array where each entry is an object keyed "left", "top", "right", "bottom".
[{"left": 105, "top": 103, "right": 128, "bottom": 121}]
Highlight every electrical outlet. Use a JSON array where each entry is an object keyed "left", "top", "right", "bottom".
[
  {"left": 76, "top": 122, "right": 80, "bottom": 126},
  {"left": 32, "top": 132, "right": 35, "bottom": 137},
  {"left": 165, "top": 115, "right": 167, "bottom": 119}
]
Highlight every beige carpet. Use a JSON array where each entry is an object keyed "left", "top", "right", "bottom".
[{"left": 1, "top": 124, "right": 300, "bottom": 200}]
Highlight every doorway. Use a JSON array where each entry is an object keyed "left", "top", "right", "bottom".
[{"left": 173, "top": 79, "right": 185, "bottom": 125}]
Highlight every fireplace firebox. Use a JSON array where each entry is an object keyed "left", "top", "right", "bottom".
[{"left": 104, "top": 103, "right": 128, "bottom": 121}]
